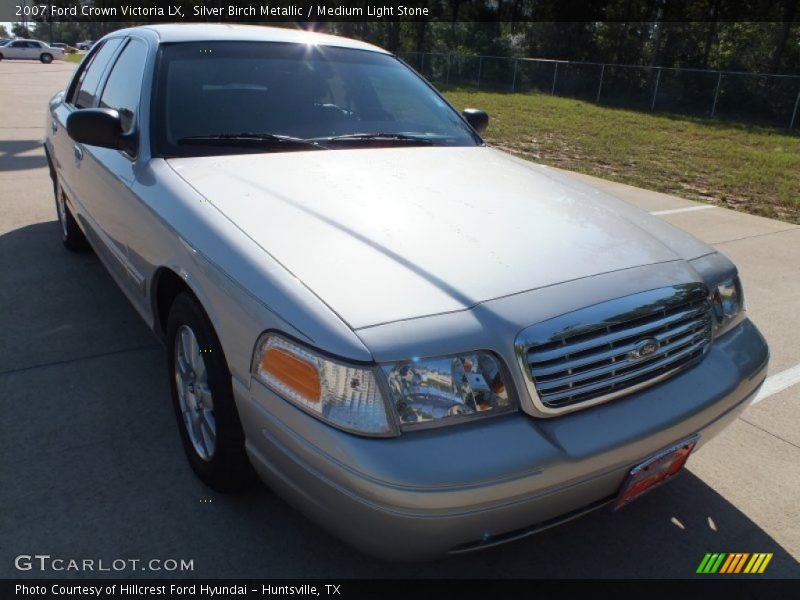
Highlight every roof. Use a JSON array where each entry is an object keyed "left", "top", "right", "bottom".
[{"left": 125, "top": 24, "right": 388, "bottom": 54}]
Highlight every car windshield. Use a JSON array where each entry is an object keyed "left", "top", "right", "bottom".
[{"left": 154, "top": 42, "right": 480, "bottom": 157}]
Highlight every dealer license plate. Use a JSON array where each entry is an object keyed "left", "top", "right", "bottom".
[{"left": 614, "top": 435, "right": 699, "bottom": 510}]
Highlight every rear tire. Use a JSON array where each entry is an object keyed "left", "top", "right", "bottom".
[
  {"left": 167, "top": 292, "right": 256, "bottom": 492},
  {"left": 54, "top": 185, "right": 89, "bottom": 252},
  {"left": 40, "top": 53, "right": 53, "bottom": 64}
]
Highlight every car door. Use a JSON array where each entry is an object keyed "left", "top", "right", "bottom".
[
  {"left": 52, "top": 38, "right": 123, "bottom": 218},
  {"left": 17, "top": 41, "right": 32, "bottom": 58},
  {"left": 27, "top": 41, "right": 42, "bottom": 58},
  {"left": 51, "top": 37, "right": 127, "bottom": 280},
  {"left": 23, "top": 41, "right": 39, "bottom": 59},
  {"left": 4, "top": 40, "right": 27, "bottom": 59},
  {"left": 73, "top": 37, "right": 151, "bottom": 301}
]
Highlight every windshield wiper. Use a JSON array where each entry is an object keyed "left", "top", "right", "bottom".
[
  {"left": 310, "top": 133, "right": 435, "bottom": 145},
  {"left": 177, "top": 133, "right": 325, "bottom": 150}
]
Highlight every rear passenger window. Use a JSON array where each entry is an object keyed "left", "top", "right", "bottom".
[
  {"left": 72, "top": 38, "right": 123, "bottom": 109},
  {"left": 99, "top": 39, "right": 148, "bottom": 134}
]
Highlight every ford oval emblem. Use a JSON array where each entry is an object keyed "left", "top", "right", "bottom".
[{"left": 628, "top": 338, "right": 660, "bottom": 362}]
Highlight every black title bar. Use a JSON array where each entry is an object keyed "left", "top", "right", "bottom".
[{"left": 2, "top": 0, "right": 798, "bottom": 23}]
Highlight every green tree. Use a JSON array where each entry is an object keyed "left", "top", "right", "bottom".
[{"left": 11, "top": 23, "right": 30, "bottom": 38}]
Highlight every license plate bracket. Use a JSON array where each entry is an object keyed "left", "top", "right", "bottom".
[{"left": 614, "top": 435, "right": 699, "bottom": 510}]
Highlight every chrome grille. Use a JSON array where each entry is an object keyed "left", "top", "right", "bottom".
[{"left": 517, "top": 284, "right": 713, "bottom": 411}]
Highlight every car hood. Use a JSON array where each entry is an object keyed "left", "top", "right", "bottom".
[{"left": 168, "top": 146, "right": 712, "bottom": 330}]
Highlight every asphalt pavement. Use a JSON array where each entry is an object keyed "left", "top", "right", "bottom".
[{"left": 1, "top": 60, "right": 798, "bottom": 579}]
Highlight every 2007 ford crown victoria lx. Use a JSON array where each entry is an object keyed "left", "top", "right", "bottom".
[{"left": 45, "top": 25, "right": 769, "bottom": 559}]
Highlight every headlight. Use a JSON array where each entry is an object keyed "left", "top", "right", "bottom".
[
  {"left": 712, "top": 275, "right": 745, "bottom": 337},
  {"left": 252, "top": 334, "right": 393, "bottom": 436},
  {"left": 382, "top": 352, "right": 515, "bottom": 430}
]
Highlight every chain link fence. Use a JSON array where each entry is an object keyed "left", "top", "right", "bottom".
[{"left": 399, "top": 51, "right": 800, "bottom": 131}]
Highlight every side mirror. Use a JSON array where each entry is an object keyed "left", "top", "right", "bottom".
[
  {"left": 66, "top": 108, "right": 136, "bottom": 154},
  {"left": 462, "top": 108, "right": 489, "bottom": 134}
]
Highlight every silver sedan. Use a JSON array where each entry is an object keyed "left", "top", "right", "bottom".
[
  {"left": 44, "top": 24, "right": 768, "bottom": 560},
  {"left": 0, "top": 39, "right": 64, "bottom": 63}
]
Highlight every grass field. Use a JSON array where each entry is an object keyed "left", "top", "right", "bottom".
[
  {"left": 442, "top": 86, "right": 800, "bottom": 224},
  {"left": 64, "top": 53, "right": 83, "bottom": 64}
]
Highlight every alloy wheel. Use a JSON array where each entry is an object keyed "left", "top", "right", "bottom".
[{"left": 174, "top": 324, "right": 216, "bottom": 461}]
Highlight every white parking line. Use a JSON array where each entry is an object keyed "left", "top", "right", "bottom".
[
  {"left": 650, "top": 205, "right": 715, "bottom": 216},
  {"left": 752, "top": 363, "right": 800, "bottom": 405}
]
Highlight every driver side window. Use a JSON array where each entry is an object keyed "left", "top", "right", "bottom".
[
  {"left": 70, "top": 38, "right": 123, "bottom": 109},
  {"left": 98, "top": 38, "right": 148, "bottom": 135}
]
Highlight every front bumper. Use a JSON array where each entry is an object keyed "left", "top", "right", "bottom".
[{"left": 234, "top": 319, "right": 768, "bottom": 560}]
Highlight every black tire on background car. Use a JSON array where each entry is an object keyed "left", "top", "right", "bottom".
[
  {"left": 40, "top": 53, "right": 53, "bottom": 64},
  {"left": 167, "top": 292, "right": 256, "bottom": 492},
  {"left": 54, "top": 186, "right": 90, "bottom": 251}
]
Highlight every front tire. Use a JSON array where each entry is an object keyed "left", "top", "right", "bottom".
[
  {"left": 40, "top": 53, "right": 53, "bottom": 64},
  {"left": 167, "top": 293, "right": 256, "bottom": 492},
  {"left": 54, "top": 186, "right": 89, "bottom": 251}
]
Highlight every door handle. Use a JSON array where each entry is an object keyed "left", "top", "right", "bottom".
[
  {"left": 50, "top": 120, "right": 57, "bottom": 134},
  {"left": 73, "top": 144, "right": 83, "bottom": 161}
]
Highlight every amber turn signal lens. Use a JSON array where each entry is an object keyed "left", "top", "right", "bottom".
[{"left": 260, "top": 347, "right": 321, "bottom": 402}]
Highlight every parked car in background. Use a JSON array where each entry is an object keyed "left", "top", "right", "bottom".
[
  {"left": 76, "top": 40, "right": 94, "bottom": 50},
  {"left": 50, "top": 42, "right": 77, "bottom": 54},
  {"left": 0, "top": 39, "right": 64, "bottom": 63},
  {"left": 44, "top": 24, "right": 769, "bottom": 560}
]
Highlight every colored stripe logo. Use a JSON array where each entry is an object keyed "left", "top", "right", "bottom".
[{"left": 697, "top": 552, "right": 773, "bottom": 574}]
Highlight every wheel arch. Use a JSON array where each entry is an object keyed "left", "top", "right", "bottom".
[
  {"left": 150, "top": 265, "right": 232, "bottom": 351},
  {"left": 151, "top": 267, "right": 197, "bottom": 342}
]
